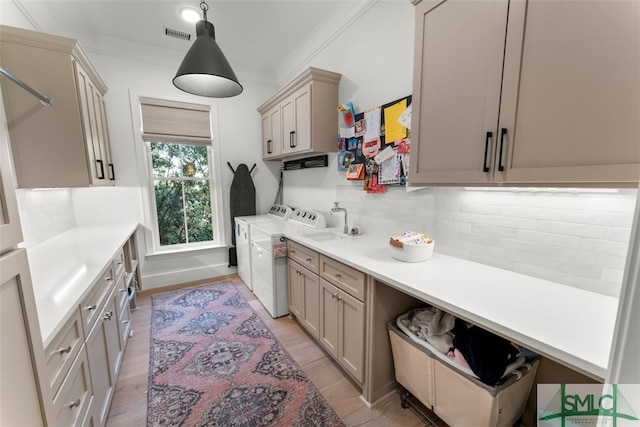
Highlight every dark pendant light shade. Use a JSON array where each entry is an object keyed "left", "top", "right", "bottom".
[{"left": 173, "top": 19, "right": 243, "bottom": 98}]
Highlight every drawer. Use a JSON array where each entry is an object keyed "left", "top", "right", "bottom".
[
  {"left": 44, "top": 309, "right": 83, "bottom": 397},
  {"left": 79, "top": 265, "right": 115, "bottom": 338},
  {"left": 287, "top": 240, "right": 319, "bottom": 274},
  {"left": 112, "top": 248, "right": 126, "bottom": 281},
  {"left": 51, "top": 348, "right": 93, "bottom": 427},
  {"left": 319, "top": 255, "right": 366, "bottom": 302}
]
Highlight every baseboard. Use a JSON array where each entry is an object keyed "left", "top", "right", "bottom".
[{"left": 138, "top": 273, "right": 240, "bottom": 297}]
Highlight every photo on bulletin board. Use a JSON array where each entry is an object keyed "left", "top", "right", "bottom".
[
  {"left": 380, "top": 95, "right": 412, "bottom": 146},
  {"left": 337, "top": 112, "right": 365, "bottom": 171}
]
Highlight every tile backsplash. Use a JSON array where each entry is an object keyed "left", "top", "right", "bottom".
[
  {"left": 15, "top": 188, "right": 76, "bottom": 248},
  {"left": 337, "top": 185, "right": 637, "bottom": 297}
]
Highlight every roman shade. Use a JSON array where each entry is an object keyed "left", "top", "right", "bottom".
[{"left": 140, "top": 97, "right": 211, "bottom": 145}]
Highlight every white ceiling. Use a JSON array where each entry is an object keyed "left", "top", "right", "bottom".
[{"left": 32, "top": 0, "right": 344, "bottom": 72}]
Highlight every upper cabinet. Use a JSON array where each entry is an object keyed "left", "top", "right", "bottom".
[
  {"left": 0, "top": 25, "right": 115, "bottom": 188},
  {"left": 409, "top": 0, "right": 640, "bottom": 187},
  {"left": 258, "top": 67, "right": 341, "bottom": 161}
]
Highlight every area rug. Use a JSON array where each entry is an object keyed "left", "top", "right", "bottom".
[{"left": 147, "top": 282, "right": 346, "bottom": 427}]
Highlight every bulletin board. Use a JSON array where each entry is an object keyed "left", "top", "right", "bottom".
[{"left": 337, "top": 95, "right": 412, "bottom": 193}]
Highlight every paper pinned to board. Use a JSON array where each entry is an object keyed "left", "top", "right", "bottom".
[
  {"left": 374, "top": 146, "right": 396, "bottom": 164},
  {"left": 383, "top": 99, "right": 408, "bottom": 143}
]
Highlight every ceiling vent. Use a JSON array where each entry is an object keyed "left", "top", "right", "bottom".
[{"left": 164, "top": 27, "right": 191, "bottom": 41}]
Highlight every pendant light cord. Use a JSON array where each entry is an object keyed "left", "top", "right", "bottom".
[{"left": 200, "top": 0, "right": 209, "bottom": 22}]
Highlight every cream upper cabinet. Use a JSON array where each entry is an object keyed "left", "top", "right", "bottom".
[
  {"left": 258, "top": 67, "right": 341, "bottom": 161},
  {"left": 409, "top": 0, "right": 640, "bottom": 187},
  {"left": 261, "top": 105, "right": 282, "bottom": 159},
  {"left": 281, "top": 84, "right": 311, "bottom": 156},
  {"left": 0, "top": 25, "right": 115, "bottom": 188}
]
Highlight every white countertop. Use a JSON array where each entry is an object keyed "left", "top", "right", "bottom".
[
  {"left": 26, "top": 223, "right": 139, "bottom": 347},
  {"left": 285, "top": 228, "right": 619, "bottom": 380}
]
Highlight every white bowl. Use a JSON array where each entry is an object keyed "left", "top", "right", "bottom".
[{"left": 390, "top": 240, "right": 434, "bottom": 263}]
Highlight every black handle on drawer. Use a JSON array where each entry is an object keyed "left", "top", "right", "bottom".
[
  {"left": 483, "top": 131, "right": 492, "bottom": 173},
  {"left": 267, "top": 139, "right": 272, "bottom": 154},
  {"left": 289, "top": 131, "right": 296, "bottom": 148},
  {"left": 108, "top": 163, "right": 115, "bottom": 180},
  {"left": 498, "top": 128, "right": 507, "bottom": 172},
  {"left": 96, "top": 159, "right": 105, "bottom": 180}
]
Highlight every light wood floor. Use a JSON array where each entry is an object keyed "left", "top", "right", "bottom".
[{"left": 106, "top": 275, "right": 444, "bottom": 427}]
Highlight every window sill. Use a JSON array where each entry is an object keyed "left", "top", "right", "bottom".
[{"left": 145, "top": 244, "right": 227, "bottom": 261}]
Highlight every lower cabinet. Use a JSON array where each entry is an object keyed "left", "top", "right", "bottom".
[
  {"left": 319, "top": 279, "right": 365, "bottom": 384},
  {"left": 85, "top": 286, "right": 122, "bottom": 427},
  {"left": 287, "top": 240, "right": 367, "bottom": 387},
  {"left": 288, "top": 260, "right": 320, "bottom": 338}
]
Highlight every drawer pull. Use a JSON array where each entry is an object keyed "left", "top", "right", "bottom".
[
  {"left": 84, "top": 304, "right": 97, "bottom": 311},
  {"left": 306, "top": 258, "right": 312, "bottom": 262},
  {"left": 119, "top": 288, "right": 128, "bottom": 292},
  {"left": 103, "top": 310, "right": 113, "bottom": 321},
  {"left": 58, "top": 345, "right": 72, "bottom": 355},
  {"left": 68, "top": 399, "right": 81, "bottom": 409},
  {"left": 332, "top": 293, "right": 337, "bottom": 299},
  {"left": 122, "top": 320, "right": 130, "bottom": 324},
  {"left": 337, "top": 296, "right": 343, "bottom": 301},
  {"left": 334, "top": 273, "right": 342, "bottom": 278}
]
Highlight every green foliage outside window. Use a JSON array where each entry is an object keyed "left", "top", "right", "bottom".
[{"left": 150, "top": 142, "right": 213, "bottom": 246}]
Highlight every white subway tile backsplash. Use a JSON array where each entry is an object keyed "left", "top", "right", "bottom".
[
  {"left": 535, "top": 221, "right": 609, "bottom": 239},
  {"left": 516, "top": 229, "right": 581, "bottom": 248},
  {"left": 580, "top": 238, "right": 630, "bottom": 257},
  {"left": 607, "top": 227, "right": 633, "bottom": 243},
  {"left": 339, "top": 186, "right": 636, "bottom": 295}
]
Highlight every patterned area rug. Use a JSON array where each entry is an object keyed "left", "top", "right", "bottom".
[{"left": 147, "top": 282, "right": 345, "bottom": 427}]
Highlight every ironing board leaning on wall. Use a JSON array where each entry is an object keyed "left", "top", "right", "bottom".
[{"left": 228, "top": 162, "right": 256, "bottom": 265}]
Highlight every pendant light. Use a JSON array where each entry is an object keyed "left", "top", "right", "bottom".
[{"left": 173, "top": 0, "right": 243, "bottom": 98}]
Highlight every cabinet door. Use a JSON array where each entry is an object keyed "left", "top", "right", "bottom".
[
  {"left": 97, "top": 96, "right": 115, "bottom": 183},
  {"left": 408, "top": 0, "right": 508, "bottom": 185},
  {"left": 0, "top": 249, "right": 46, "bottom": 426},
  {"left": 262, "top": 106, "right": 282, "bottom": 159},
  {"left": 86, "top": 290, "right": 120, "bottom": 427},
  {"left": 338, "top": 289, "right": 365, "bottom": 384},
  {"left": 319, "top": 279, "right": 338, "bottom": 358},
  {"left": 497, "top": 0, "right": 640, "bottom": 185},
  {"left": 301, "top": 266, "right": 320, "bottom": 339},
  {"left": 0, "top": 103, "right": 22, "bottom": 251},
  {"left": 287, "top": 261, "right": 304, "bottom": 319},
  {"left": 75, "top": 62, "right": 107, "bottom": 185},
  {"left": 281, "top": 84, "right": 311, "bottom": 155}
]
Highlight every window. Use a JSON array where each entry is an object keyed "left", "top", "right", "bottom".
[
  {"left": 139, "top": 96, "right": 223, "bottom": 252},
  {"left": 149, "top": 142, "right": 213, "bottom": 246}
]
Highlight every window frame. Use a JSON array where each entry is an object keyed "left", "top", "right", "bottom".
[{"left": 130, "top": 92, "right": 225, "bottom": 256}]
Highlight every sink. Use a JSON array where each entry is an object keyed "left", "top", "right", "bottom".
[{"left": 304, "top": 231, "right": 346, "bottom": 242}]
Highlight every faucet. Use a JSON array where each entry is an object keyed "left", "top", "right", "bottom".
[{"left": 330, "top": 202, "right": 349, "bottom": 234}]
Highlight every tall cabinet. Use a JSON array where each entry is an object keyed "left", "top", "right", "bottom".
[
  {"left": 0, "top": 93, "right": 49, "bottom": 426},
  {"left": 409, "top": 0, "right": 640, "bottom": 187},
  {"left": 0, "top": 24, "right": 116, "bottom": 188}
]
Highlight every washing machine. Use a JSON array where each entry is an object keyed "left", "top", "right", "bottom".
[
  {"left": 234, "top": 204, "right": 293, "bottom": 291},
  {"left": 250, "top": 209, "right": 326, "bottom": 318}
]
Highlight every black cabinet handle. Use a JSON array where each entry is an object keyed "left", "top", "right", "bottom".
[
  {"left": 267, "top": 139, "right": 272, "bottom": 154},
  {"left": 96, "top": 159, "right": 105, "bottom": 180},
  {"left": 498, "top": 128, "right": 507, "bottom": 172},
  {"left": 289, "top": 131, "right": 296, "bottom": 148},
  {"left": 108, "top": 163, "right": 115, "bottom": 180},
  {"left": 483, "top": 131, "right": 492, "bottom": 173}
]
